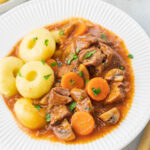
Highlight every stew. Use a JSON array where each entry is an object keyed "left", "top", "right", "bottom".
[{"left": 0, "top": 18, "right": 134, "bottom": 144}]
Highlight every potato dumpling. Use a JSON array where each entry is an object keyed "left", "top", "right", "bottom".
[
  {"left": 0, "top": 56, "right": 24, "bottom": 97},
  {"left": 14, "top": 98, "right": 46, "bottom": 129},
  {"left": 50, "top": 30, "right": 60, "bottom": 43},
  {"left": 19, "top": 28, "right": 56, "bottom": 62},
  {"left": 16, "top": 61, "right": 54, "bottom": 98}
]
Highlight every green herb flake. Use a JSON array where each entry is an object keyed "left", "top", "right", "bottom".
[
  {"left": 46, "top": 113, "right": 51, "bottom": 122},
  {"left": 69, "top": 102, "right": 77, "bottom": 111},
  {"left": 59, "top": 29, "right": 64, "bottom": 35},
  {"left": 34, "top": 104, "right": 40, "bottom": 111},
  {"left": 45, "top": 39, "right": 49, "bottom": 46},
  {"left": 120, "top": 66, "right": 124, "bottom": 70},
  {"left": 100, "top": 33, "right": 107, "bottom": 41},
  {"left": 67, "top": 53, "right": 78, "bottom": 65},
  {"left": 84, "top": 107, "right": 92, "bottom": 111},
  {"left": 76, "top": 48, "right": 80, "bottom": 54},
  {"left": 92, "top": 88, "right": 101, "bottom": 96},
  {"left": 41, "top": 59, "right": 45, "bottom": 65},
  {"left": 57, "top": 63, "right": 61, "bottom": 68},
  {"left": 50, "top": 62, "right": 57, "bottom": 67},
  {"left": 84, "top": 50, "right": 96, "bottom": 60},
  {"left": 33, "top": 37, "right": 38, "bottom": 41},
  {"left": 17, "top": 71, "right": 22, "bottom": 77},
  {"left": 78, "top": 71, "right": 83, "bottom": 77},
  {"left": 128, "top": 54, "right": 134, "bottom": 59},
  {"left": 70, "top": 79, "right": 75, "bottom": 85},
  {"left": 80, "top": 96, "right": 84, "bottom": 100},
  {"left": 44, "top": 74, "right": 52, "bottom": 80},
  {"left": 86, "top": 79, "right": 90, "bottom": 84}
]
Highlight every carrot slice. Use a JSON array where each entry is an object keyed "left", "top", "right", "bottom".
[
  {"left": 61, "top": 72, "right": 84, "bottom": 90},
  {"left": 46, "top": 59, "right": 58, "bottom": 73},
  {"left": 86, "top": 77, "right": 110, "bottom": 101},
  {"left": 73, "top": 22, "right": 87, "bottom": 37},
  {"left": 71, "top": 111, "right": 95, "bottom": 135}
]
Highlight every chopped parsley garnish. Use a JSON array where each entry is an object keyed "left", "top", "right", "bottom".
[
  {"left": 59, "top": 29, "right": 64, "bottom": 35},
  {"left": 78, "top": 71, "right": 83, "bottom": 77},
  {"left": 128, "top": 54, "right": 134, "bottom": 59},
  {"left": 70, "top": 79, "right": 75, "bottom": 85},
  {"left": 100, "top": 33, "right": 107, "bottom": 41},
  {"left": 44, "top": 39, "right": 49, "bottom": 46},
  {"left": 50, "top": 62, "right": 57, "bottom": 67},
  {"left": 67, "top": 53, "right": 78, "bottom": 65},
  {"left": 80, "top": 96, "right": 84, "bottom": 100},
  {"left": 76, "top": 48, "right": 80, "bottom": 54},
  {"left": 92, "top": 88, "right": 101, "bottom": 96},
  {"left": 46, "top": 113, "right": 51, "bottom": 122},
  {"left": 84, "top": 107, "right": 92, "bottom": 111},
  {"left": 33, "top": 37, "right": 38, "bottom": 41},
  {"left": 41, "top": 59, "right": 45, "bottom": 65},
  {"left": 120, "top": 66, "right": 124, "bottom": 70},
  {"left": 34, "top": 104, "right": 40, "bottom": 111},
  {"left": 69, "top": 102, "right": 77, "bottom": 111},
  {"left": 17, "top": 71, "right": 22, "bottom": 77},
  {"left": 57, "top": 62, "right": 61, "bottom": 68},
  {"left": 84, "top": 50, "right": 96, "bottom": 60},
  {"left": 44, "top": 74, "right": 52, "bottom": 80},
  {"left": 86, "top": 79, "right": 90, "bottom": 84}
]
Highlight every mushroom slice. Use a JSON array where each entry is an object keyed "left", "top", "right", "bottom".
[
  {"left": 99, "top": 107, "right": 120, "bottom": 124},
  {"left": 78, "top": 64, "right": 90, "bottom": 81},
  {"left": 105, "top": 68, "right": 124, "bottom": 82},
  {"left": 105, "top": 82, "right": 124, "bottom": 104}
]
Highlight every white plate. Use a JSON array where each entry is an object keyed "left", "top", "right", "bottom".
[
  {"left": 0, "top": 0, "right": 26, "bottom": 14},
  {"left": 0, "top": 0, "right": 150, "bottom": 150}
]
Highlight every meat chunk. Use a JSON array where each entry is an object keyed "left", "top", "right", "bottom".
[
  {"left": 70, "top": 88, "right": 87, "bottom": 101},
  {"left": 58, "top": 64, "right": 78, "bottom": 78},
  {"left": 64, "top": 23, "right": 76, "bottom": 37},
  {"left": 99, "top": 43, "right": 114, "bottom": 68},
  {"left": 105, "top": 68, "right": 124, "bottom": 82},
  {"left": 48, "top": 87, "right": 72, "bottom": 109},
  {"left": 76, "top": 33, "right": 112, "bottom": 51},
  {"left": 99, "top": 107, "right": 120, "bottom": 124},
  {"left": 79, "top": 47, "right": 105, "bottom": 66},
  {"left": 105, "top": 82, "right": 125, "bottom": 104},
  {"left": 76, "top": 97, "right": 93, "bottom": 113},
  {"left": 50, "top": 105, "right": 71, "bottom": 125},
  {"left": 53, "top": 119, "right": 76, "bottom": 141}
]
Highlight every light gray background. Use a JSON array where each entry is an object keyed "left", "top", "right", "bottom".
[{"left": 0, "top": 0, "right": 150, "bottom": 149}]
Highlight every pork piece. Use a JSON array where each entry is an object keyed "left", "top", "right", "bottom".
[
  {"left": 99, "top": 107, "right": 120, "bottom": 124},
  {"left": 47, "top": 87, "right": 72, "bottom": 109},
  {"left": 75, "top": 33, "right": 112, "bottom": 50},
  {"left": 76, "top": 97, "right": 93, "bottom": 113},
  {"left": 99, "top": 43, "right": 114, "bottom": 68},
  {"left": 50, "top": 105, "right": 71, "bottom": 125},
  {"left": 58, "top": 64, "right": 78, "bottom": 78},
  {"left": 53, "top": 119, "right": 76, "bottom": 141},
  {"left": 64, "top": 23, "right": 76, "bottom": 37},
  {"left": 105, "top": 68, "right": 124, "bottom": 82},
  {"left": 79, "top": 47, "right": 105, "bottom": 66},
  {"left": 105, "top": 82, "right": 125, "bottom": 104},
  {"left": 70, "top": 88, "right": 87, "bottom": 101}
]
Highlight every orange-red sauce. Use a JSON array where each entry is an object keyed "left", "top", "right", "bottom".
[{"left": 3, "top": 18, "right": 134, "bottom": 144}]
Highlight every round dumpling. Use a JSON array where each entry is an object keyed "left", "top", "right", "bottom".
[
  {"left": 0, "top": 56, "right": 24, "bottom": 97},
  {"left": 19, "top": 28, "right": 56, "bottom": 62},
  {"left": 16, "top": 61, "right": 54, "bottom": 98},
  {"left": 14, "top": 98, "right": 46, "bottom": 129}
]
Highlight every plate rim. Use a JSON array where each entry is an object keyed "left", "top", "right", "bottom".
[{"left": 0, "top": 0, "right": 150, "bottom": 150}]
